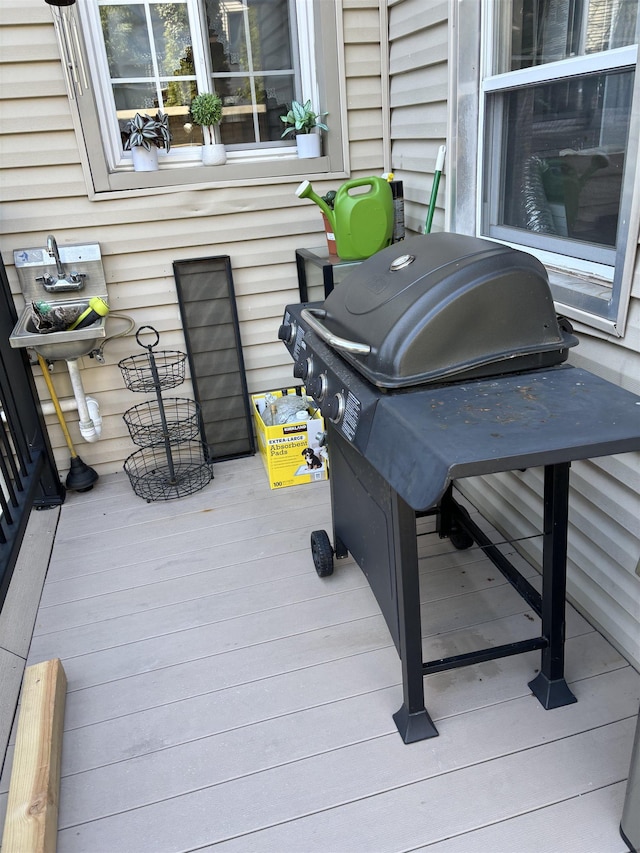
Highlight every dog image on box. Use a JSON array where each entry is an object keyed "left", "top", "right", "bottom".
[
  {"left": 301, "top": 447, "right": 323, "bottom": 469},
  {"left": 295, "top": 434, "right": 326, "bottom": 474}
]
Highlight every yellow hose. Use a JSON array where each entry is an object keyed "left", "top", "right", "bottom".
[{"left": 37, "top": 354, "right": 78, "bottom": 458}]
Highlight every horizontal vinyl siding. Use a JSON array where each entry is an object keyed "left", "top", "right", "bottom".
[
  {"left": 343, "top": 1, "right": 387, "bottom": 175},
  {"left": 1, "top": 0, "right": 386, "bottom": 479},
  {"left": 388, "top": 0, "right": 449, "bottom": 235}
]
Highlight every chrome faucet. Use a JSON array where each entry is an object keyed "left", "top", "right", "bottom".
[
  {"left": 47, "top": 235, "right": 66, "bottom": 279},
  {"left": 37, "top": 234, "right": 86, "bottom": 292}
]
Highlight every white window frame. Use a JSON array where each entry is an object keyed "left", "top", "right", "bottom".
[
  {"left": 52, "top": 0, "right": 347, "bottom": 197},
  {"left": 448, "top": 0, "right": 640, "bottom": 336},
  {"left": 88, "top": 0, "right": 205, "bottom": 170}
]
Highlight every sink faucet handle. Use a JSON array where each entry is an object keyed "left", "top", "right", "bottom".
[{"left": 36, "top": 273, "right": 55, "bottom": 286}]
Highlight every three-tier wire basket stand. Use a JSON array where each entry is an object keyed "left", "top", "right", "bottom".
[{"left": 119, "top": 326, "right": 213, "bottom": 501}]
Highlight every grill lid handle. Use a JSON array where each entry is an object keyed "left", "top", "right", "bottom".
[{"left": 300, "top": 308, "right": 371, "bottom": 356}]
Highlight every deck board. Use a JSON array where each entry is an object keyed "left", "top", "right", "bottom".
[{"left": 1, "top": 455, "right": 637, "bottom": 852}]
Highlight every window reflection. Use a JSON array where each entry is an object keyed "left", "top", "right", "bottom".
[
  {"left": 508, "top": 0, "right": 638, "bottom": 71},
  {"left": 100, "top": 0, "right": 299, "bottom": 150},
  {"left": 101, "top": 5, "right": 152, "bottom": 78},
  {"left": 203, "top": 0, "right": 295, "bottom": 145},
  {"left": 101, "top": 2, "right": 197, "bottom": 149},
  {"left": 500, "top": 70, "right": 632, "bottom": 247}
]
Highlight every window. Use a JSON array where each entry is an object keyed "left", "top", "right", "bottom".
[
  {"left": 63, "top": 0, "right": 344, "bottom": 193},
  {"left": 205, "top": 0, "right": 299, "bottom": 147},
  {"left": 452, "top": 0, "right": 640, "bottom": 334}
]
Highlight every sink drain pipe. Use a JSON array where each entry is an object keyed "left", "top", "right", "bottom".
[
  {"left": 65, "top": 358, "right": 102, "bottom": 442},
  {"left": 40, "top": 395, "right": 98, "bottom": 416},
  {"left": 36, "top": 354, "right": 99, "bottom": 492}
]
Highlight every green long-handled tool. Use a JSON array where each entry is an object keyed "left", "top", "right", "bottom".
[{"left": 424, "top": 145, "right": 446, "bottom": 234}]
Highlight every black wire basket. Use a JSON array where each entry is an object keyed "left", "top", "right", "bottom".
[
  {"left": 120, "top": 327, "right": 213, "bottom": 501},
  {"left": 123, "top": 398, "right": 201, "bottom": 447},
  {"left": 123, "top": 440, "right": 213, "bottom": 502},
  {"left": 118, "top": 348, "right": 187, "bottom": 393}
]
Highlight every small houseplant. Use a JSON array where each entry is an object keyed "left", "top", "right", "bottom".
[
  {"left": 190, "top": 92, "right": 226, "bottom": 165},
  {"left": 280, "top": 99, "right": 328, "bottom": 158},
  {"left": 122, "top": 111, "right": 171, "bottom": 171}
]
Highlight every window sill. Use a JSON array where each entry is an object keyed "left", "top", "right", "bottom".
[
  {"left": 547, "top": 266, "right": 622, "bottom": 336},
  {"left": 547, "top": 266, "right": 612, "bottom": 301},
  {"left": 88, "top": 153, "right": 345, "bottom": 199},
  {"left": 476, "top": 234, "right": 623, "bottom": 335}
]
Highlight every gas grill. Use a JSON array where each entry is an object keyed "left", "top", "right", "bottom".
[{"left": 279, "top": 232, "right": 640, "bottom": 743}]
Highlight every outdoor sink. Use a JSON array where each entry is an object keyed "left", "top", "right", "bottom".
[
  {"left": 10, "top": 240, "right": 108, "bottom": 361},
  {"left": 9, "top": 300, "right": 107, "bottom": 360}
]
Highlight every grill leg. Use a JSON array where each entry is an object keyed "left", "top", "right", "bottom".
[
  {"left": 391, "top": 490, "right": 439, "bottom": 742},
  {"left": 528, "top": 462, "right": 577, "bottom": 709}
]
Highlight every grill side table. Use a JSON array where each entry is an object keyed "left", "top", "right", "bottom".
[
  {"left": 322, "top": 367, "right": 640, "bottom": 743},
  {"left": 295, "top": 247, "right": 361, "bottom": 302}
]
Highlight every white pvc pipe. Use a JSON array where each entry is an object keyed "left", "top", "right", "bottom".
[
  {"left": 39, "top": 396, "right": 102, "bottom": 440},
  {"left": 40, "top": 397, "right": 79, "bottom": 415},
  {"left": 65, "top": 358, "right": 102, "bottom": 442},
  {"left": 86, "top": 396, "right": 102, "bottom": 437}
]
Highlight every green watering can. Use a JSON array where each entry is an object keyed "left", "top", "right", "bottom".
[{"left": 296, "top": 177, "right": 394, "bottom": 260}]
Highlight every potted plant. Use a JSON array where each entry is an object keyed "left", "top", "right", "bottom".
[
  {"left": 280, "top": 99, "right": 328, "bottom": 158},
  {"left": 122, "top": 111, "right": 171, "bottom": 172},
  {"left": 190, "top": 92, "right": 226, "bottom": 166}
]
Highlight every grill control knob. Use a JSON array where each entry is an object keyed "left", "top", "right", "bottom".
[
  {"left": 277, "top": 322, "right": 297, "bottom": 344},
  {"left": 327, "top": 392, "right": 345, "bottom": 424},
  {"left": 303, "top": 356, "right": 314, "bottom": 381},
  {"left": 294, "top": 356, "right": 313, "bottom": 381},
  {"left": 307, "top": 373, "right": 327, "bottom": 402}
]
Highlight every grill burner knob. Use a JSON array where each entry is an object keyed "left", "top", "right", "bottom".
[
  {"left": 277, "top": 322, "right": 297, "bottom": 344},
  {"left": 327, "top": 392, "right": 345, "bottom": 424},
  {"left": 293, "top": 356, "right": 313, "bottom": 381},
  {"left": 307, "top": 373, "right": 327, "bottom": 402}
]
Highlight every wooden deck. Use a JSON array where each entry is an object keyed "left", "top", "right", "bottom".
[{"left": 1, "top": 453, "right": 638, "bottom": 852}]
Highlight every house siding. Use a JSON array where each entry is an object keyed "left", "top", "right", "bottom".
[
  {"left": 0, "top": 0, "right": 387, "bottom": 476},
  {"left": 388, "top": 0, "right": 449, "bottom": 235},
  {"left": 387, "top": 0, "right": 640, "bottom": 669}
]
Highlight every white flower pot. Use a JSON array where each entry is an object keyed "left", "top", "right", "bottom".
[
  {"left": 202, "top": 143, "right": 226, "bottom": 166},
  {"left": 296, "top": 133, "right": 321, "bottom": 158},
  {"left": 131, "top": 145, "right": 159, "bottom": 172}
]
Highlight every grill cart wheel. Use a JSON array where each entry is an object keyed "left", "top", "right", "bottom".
[
  {"left": 449, "top": 506, "right": 474, "bottom": 550},
  {"left": 450, "top": 527, "right": 474, "bottom": 550},
  {"left": 311, "top": 530, "right": 334, "bottom": 577}
]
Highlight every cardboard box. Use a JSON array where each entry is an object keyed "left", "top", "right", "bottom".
[{"left": 252, "top": 388, "right": 328, "bottom": 490}]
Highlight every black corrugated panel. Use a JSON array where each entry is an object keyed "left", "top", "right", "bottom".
[{"left": 173, "top": 256, "right": 255, "bottom": 461}]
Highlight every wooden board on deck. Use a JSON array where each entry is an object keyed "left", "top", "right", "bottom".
[{"left": 2, "top": 659, "right": 67, "bottom": 853}]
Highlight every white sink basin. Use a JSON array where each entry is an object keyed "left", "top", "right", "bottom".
[{"left": 9, "top": 300, "right": 107, "bottom": 360}]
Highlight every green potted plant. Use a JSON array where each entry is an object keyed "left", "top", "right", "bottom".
[
  {"left": 190, "top": 92, "right": 226, "bottom": 166},
  {"left": 280, "top": 99, "right": 328, "bottom": 158},
  {"left": 122, "top": 111, "right": 171, "bottom": 172}
]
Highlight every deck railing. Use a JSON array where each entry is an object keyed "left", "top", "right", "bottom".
[{"left": 0, "top": 257, "right": 64, "bottom": 611}]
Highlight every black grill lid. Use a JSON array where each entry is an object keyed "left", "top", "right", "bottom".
[{"left": 310, "top": 232, "right": 578, "bottom": 388}]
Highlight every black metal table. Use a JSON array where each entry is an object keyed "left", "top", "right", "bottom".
[{"left": 324, "top": 366, "right": 640, "bottom": 743}]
